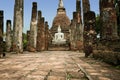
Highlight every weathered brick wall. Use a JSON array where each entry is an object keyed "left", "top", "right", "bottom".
[{"left": 93, "top": 40, "right": 120, "bottom": 65}]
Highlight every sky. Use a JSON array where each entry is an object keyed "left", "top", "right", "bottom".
[{"left": 0, "top": 0, "right": 99, "bottom": 33}]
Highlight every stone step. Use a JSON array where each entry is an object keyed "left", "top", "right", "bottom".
[{"left": 48, "top": 46, "right": 70, "bottom": 51}]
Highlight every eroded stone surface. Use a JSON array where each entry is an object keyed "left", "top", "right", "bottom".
[
  {"left": 0, "top": 51, "right": 88, "bottom": 80},
  {"left": 0, "top": 51, "right": 119, "bottom": 80},
  {"left": 13, "top": 0, "right": 23, "bottom": 52},
  {"left": 29, "top": 2, "right": 37, "bottom": 52},
  {"left": 6, "top": 20, "right": 12, "bottom": 52},
  {"left": 70, "top": 0, "right": 83, "bottom": 51}
]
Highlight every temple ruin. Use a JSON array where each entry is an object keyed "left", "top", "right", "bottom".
[
  {"left": 50, "top": 0, "right": 71, "bottom": 42},
  {"left": 0, "top": 0, "right": 120, "bottom": 65}
]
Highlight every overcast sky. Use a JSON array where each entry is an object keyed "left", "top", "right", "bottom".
[{"left": 0, "top": 0, "right": 99, "bottom": 33}]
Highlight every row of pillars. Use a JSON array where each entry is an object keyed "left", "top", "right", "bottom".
[
  {"left": 0, "top": 1, "right": 49, "bottom": 53},
  {"left": 27, "top": 2, "right": 49, "bottom": 52},
  {"left": 0, "top": 0, "right": 120, "bottom": 53},
  {"left": 82, "top": 0, "right": 120, "bottom": 46}
]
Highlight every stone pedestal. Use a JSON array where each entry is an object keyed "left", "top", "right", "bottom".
[
  {"left": 29, "top": 2, "right": 37, "bottom": 52},
  {"left": 6, "top": 20, "right": 12, "bottom": 52},
  {"left": 13, "top": 0, "right": 23, "bottom": 53}
]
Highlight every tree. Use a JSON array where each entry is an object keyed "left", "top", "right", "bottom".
[{"left": 22, "top": 33, "right": 27, "bottom": 50}]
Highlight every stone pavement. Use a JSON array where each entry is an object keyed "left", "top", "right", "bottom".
[{"left": 0, "top": 51, "right": 120, "bottom": 80}]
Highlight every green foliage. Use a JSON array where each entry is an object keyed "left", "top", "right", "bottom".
[
  {"left": 23, "top": 33, "right": 28, "bottom": 50},
  {"left": 115, "top": 65, "right": 120, "bottom": 69}
]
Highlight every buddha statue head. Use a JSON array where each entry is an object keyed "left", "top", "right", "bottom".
[{"left": 58, "top": 25, "right": 62, "bottom": 33}]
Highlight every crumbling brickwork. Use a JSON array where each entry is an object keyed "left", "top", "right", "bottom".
[
  {"left": 45, "top": 21, "right": 49, "bottom": 50},
  {"left": 100, "top": 0, "right": 118, "bottom": 39},
  {"left": 29, "top": 2, "right": 37, "bottom": 52},
  {"left": 70, "top": 0, "right": 83, "bottom": 51}
]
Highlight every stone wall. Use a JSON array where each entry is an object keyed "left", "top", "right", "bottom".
[
  {"left": 92, "top": 0, "right": 120, "bottom": 65},
  {"left": 93, "top": 40, "right": 120, "bottom": 65}
]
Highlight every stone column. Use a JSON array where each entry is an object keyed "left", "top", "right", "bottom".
[
  {"left": 45, "top": 21, "right": 49, "bottom": 50},
  {"left": 0, "top": 11, "right": 4, "bottom": 53},
  {"left": 0, "top": 11, "right": 3, "bottom": 42},
  {"left": 13, "top": 0, "right": 24, "bottom": 52},
  {"left": 118, "top": 0, "right": 120, "bottom": 36},
  {"left": 70, "top": 19, "right": 76, "bottom": 50},
  {"left": 116, "top": 0, "right": 120, "bottom": 36},
  {"left": 82, "top": 0, "right": 90, "bottom": 23},
  {"left": 100, "top": 0, "right": 118, "bottom": 39},
  {"left": 76, "top": 0, "right": 80, "bottom": 12},
  {"left": 82, "top": 0, "right": 90, "bottom": 13},
  {"left": 40, "top": 17, "right": 45, "bottom": 51},
  {"left": 76, "top": 0, "right": 83, "bottom": 41},
  {"left": 84, "top": 11, "right": 96, "bottom": 30},
  {"left": 6, "top": 20, "right": 12, "bottom": 52},
  {"left": 26, "top": 30, "right": 30, "bottom": 51},
  {"left": 70, "top": 0, "right": 83, "bottom": 51},
  {"left": 36, "top": 11, "right": 42, "bottom": 51},
  {"left": 29, "top": 2, "right": 37, "bottom": 52}
]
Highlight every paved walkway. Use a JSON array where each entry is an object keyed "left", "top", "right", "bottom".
[{"left": 0, "top": 51, "right": 120, "bottom": 80}]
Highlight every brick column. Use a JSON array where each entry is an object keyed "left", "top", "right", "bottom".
[
  {"left": 29, "top": 2, "right": 37, "bottom": 52},
  {"left": 0, "top": 11, "right": 4, "bottom": 53},
  {"left": 6, "top": 20, "right": 12, "bottom": 52}
]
